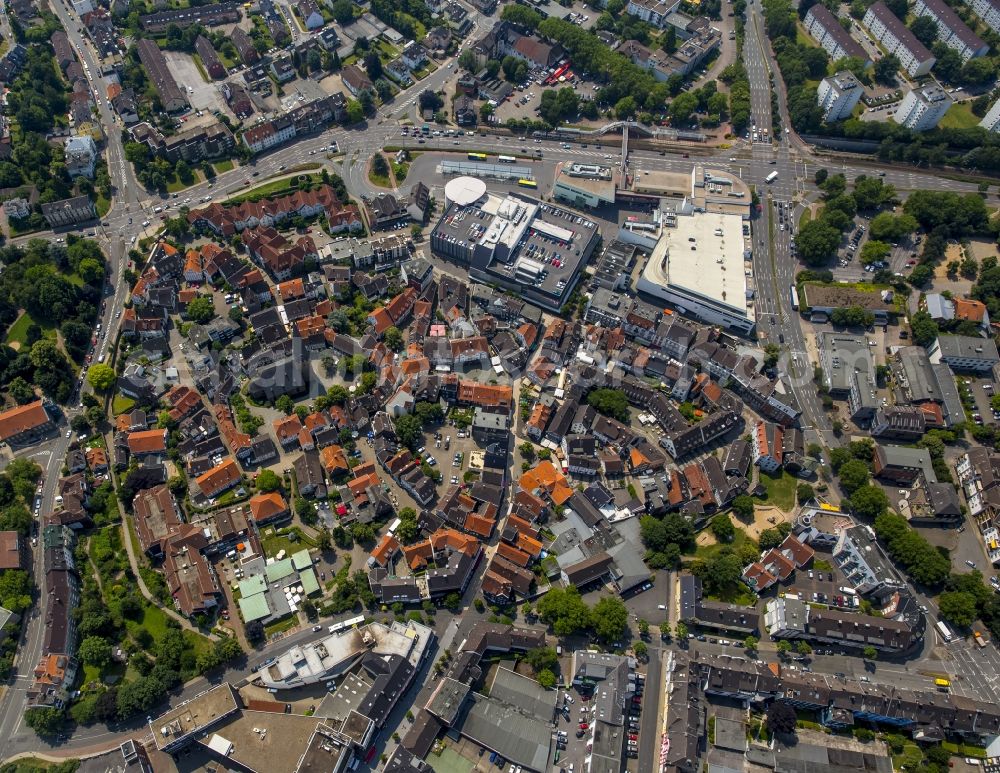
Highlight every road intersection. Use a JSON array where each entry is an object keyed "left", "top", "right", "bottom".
[{"left": 0, "top": 0, "right": 998, "bottom": 763}]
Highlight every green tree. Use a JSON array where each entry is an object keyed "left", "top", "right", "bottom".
[
  {"left": 383, "top": 326, "right": 403, "bottom": 351},
  {"left": 255, "top": 469, "right": 283, "bottom": 493},
  {"left": 526, "top": 646, "right": 559, "bottom": 674},
  {"left": 938, "top": 590, "right": 978, "bottom": 627},
  {"left": 862, "top": 646, "right": 878, "bottom": 660},
  {"left": 24, "top": 707, "right": 64, "bottom": 736},
  {"left": 848, "top": 485, "right": 889, "bottom": 519},
  {"left": 536, "top": 586, "right": 592, "bottom": 636},
  {"left": 634, "top": 641, "right": 648, "bottom": 659},
  {"left": 592, "top": 597, "right": 629, "bottom": 641},
  {"left": 331, "top": 0, "right": 352, "bottom": 20},
  {"left": 87, "top": 362, "right": 117, "bottom": 391},
  {"left": 731, "top": 495, "right": 754, "bottom": 521},
  {"left": 78, "top": 636, "right": 112, "bottom": 668},
  {"left": 186, "top": 296, "right": 215, "bottom": 323},
  {"left": 537, "top": 668, "right": 557, "bottom": 689},
  {"left": 744, "top": 635, "right": 758, "bottom": 652},
  {"left": 586, "top": 388, "right": 629, "bottom": 422},
  {"left": 796, "top": 219, "right": 841, "bottom": 266},
  {"left": 909, "top": 13, "right": 938, "bottom": 45},
  {"left": 860, "top": 240, "right": 891, "bottom": 266},
  {"left": 711, "top": 513, "right": 736, "bottom": 542},
  {"left": 675, "top": 621, "right": 688, "bottom": 640},
  {"left": 796, "top": 640, "right": 813, "bottom": 655},
  {"left": 838, "top": 459, "right": 870, "bottom": 495},
  {"left": 394, "top": 414, "right": 423, "bottom": 449}
]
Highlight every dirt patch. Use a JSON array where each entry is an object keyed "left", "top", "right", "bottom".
[
  {"left": 743, "top": 505, "right": 792, "bottom": 541},
  {"left": 967, "top": 237, "right": 1000, "bottom": 262},
  {"left": 697, "top": 531, "right": 717, "bottom": 547}
]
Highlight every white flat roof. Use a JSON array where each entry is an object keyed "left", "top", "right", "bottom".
[{"left": 642, "top": 211, "right": 749, "bottom": 316}]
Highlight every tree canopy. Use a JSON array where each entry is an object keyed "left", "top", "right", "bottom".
[{"left": 586, "top": 388, "right": 629, "bottom": 422}]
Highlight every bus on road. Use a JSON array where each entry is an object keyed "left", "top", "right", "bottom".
[
  {"left": 518, "top": 179, "right": 537, "bottom": 188},
  {"left": 498, "top": 155, "right": 516, "bottom": 163},
  {"left": 468, "top": 152, "right": 487, "bottom": 160},
  {"left": 789, "top": 284, "right": 799, "bottom": 311},
  {"left": 766, "top": 170, "right": 779, "bottom": 184},
  {"left": 937, "top": 620, "right": 955, "bottom": 642},
  {"left": 935, "top": 678, "right": 951, "bottom": 691}
]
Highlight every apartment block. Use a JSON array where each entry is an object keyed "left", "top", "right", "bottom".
[
  {"left": 863, "top": 1, "right": 936, "bottom": 76},
  {"left": 914, "top": 0, "right": 988, "bottom": 61},
  {"left": 980, "top": 97, "right": 1000, "bottom": 131},
  {"left": 970, "top": 0, "right": 1000, "bottom": 34},
  {"left": 893, "top": 85, "right": 952, "bottom": 130},
  {"left": 136, "top": 37, "right": 189, "bottom": 112},
  {"left": 817, "top": 71, "right": 864, "bottom": 122},
  {"left": 625, "top": 0, "right": 681, "bottom": 27},
  {"left": 804, "top": 5, "right": 871, "bottom": 64}
]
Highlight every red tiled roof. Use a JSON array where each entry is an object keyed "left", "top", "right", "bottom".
[
  {"left": 0, "top": 401, "right": 49, "bottom": 442},
  {"left": 249, "top": 491, "right": 288, "bottom": 523}
]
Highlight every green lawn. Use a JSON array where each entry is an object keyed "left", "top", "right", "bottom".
[
  {"left": 4, "top": 311, "right": 55, "bottom": 348},
  {"left": 137, "top": 603, "right": 173, "bottom": 640},
  {"left": 213, "top": 159, "right": 235, "bottom": 174},
  {"left": 264, "top": 615, "right": 299, "bottom": 637},
  {"left": 940, "top": 101, "right": 981, "bottom": 130},
  {"left": 757, "top": 470, "right": 797, "bottom": 511},
  {"left": 166, "top": 170, "right": 204, "bottom": 193},
  {"left": 112, "top": 395, "right": 136, "bottom": 415},
  {"left": 224, "top": 173, "right": 326, "bottom": 205},
  {"left": 96, "top": 193, "right": 111, "bottom": 217},
  {"left": 369, "top": 167, "right": 391, "bottom": 188},
  {"left": 892, "top": 741, "right": 925, "bottom": 771},
  {"left": 261, "top": 526, "right": 317, "bottom": 558}
]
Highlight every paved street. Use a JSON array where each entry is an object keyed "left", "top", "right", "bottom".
[{"left": 3, "top": 0, "right": 1000, "bottom": 763}]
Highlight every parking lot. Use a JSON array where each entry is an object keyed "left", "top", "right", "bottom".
[
  {"left": 551, "top": 680, "right": 646, "bottom": 773},
  {"left": 957, "top": 376, "right": 997, "bottom": 427},
  {"left": 164, "top": 50, "right": 230, "bottom": 116}
]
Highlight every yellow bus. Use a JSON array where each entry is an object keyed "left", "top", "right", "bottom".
[
  {"left": 935, "top": 678, "right": 951, "bottom": 691},
  {"left": 517, "top": 179, "right": 537, "bottom": 188},
  {"left": 468, "top": 152, "right": 487, "bottom": 160}
]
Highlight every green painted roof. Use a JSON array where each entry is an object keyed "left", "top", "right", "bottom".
[
  {"left": 238, "top": 593, "right": 270, "bottom": 622},
  {"left": 291, "top": 549, "right": 313, "bottom": 571},
  {"left": 238, "top": 575, "right": 267, "bottom": 598},
  {"left": 265, "top": 557, "right": 295, "bottom": 583},
  {"left": 299, "top": 567, "right": 320, "bottom": 596}
]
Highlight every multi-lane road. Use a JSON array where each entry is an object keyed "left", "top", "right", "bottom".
[{"left": 1, "top": 0, "right": 999, "bottom": 763}]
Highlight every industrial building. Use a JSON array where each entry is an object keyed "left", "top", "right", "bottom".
[
  {"left": 430, "top": 177, "right": 600, "bottom": 313},
  {"left": 553, "top": 163, "right": 617, "bottom": 208},
  {"left": 634, "top": 208, "right": 755, "bottom": 335}
]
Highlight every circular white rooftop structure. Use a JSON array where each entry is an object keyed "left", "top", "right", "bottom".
[{"left": 445, "top": 176, "right": 487, "bottom": 207}]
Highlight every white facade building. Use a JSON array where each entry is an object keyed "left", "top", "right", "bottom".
[
  {"left": 969, "top": 0, "right": 1000, "bottom": 34},
  {"left": 64, "top": 134, "right": 98, "bottom": 179},
  {"left": 913, "top": 0, "right": 988, "bottom": 61},
  {"left": 864, "top": 0, "right": 936, "bottom": 76},
  {"left": 893, "top": 85, "right": 953, "bottom": 131},
  {"left": 817, "top": 71, "right": 864, "bottom": 122},
  {"left": 980, "top": 98, "right": 1000, "bottom": 132},
  {"left": 804, "top": 5, "right": 871, "bottom": 65}
]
